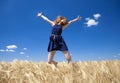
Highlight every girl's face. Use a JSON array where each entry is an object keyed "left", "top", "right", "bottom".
[{"left": 54, "top": 16, "right": 68, "bottom": 26}]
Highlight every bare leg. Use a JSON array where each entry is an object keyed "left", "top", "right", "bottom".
[
  {"left": 48, "top": 51, "right": 57, "bottom": 66},
  {"left": 62, "top": 51, "right": 71, "bottom": 63}
]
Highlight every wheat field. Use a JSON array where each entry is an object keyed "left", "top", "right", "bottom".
[{"left": 0, "top": 60, "right": 120, "bottom": 83}]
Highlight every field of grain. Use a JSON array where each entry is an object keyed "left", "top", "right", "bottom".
[{"left": 0, "top": 60, "right": 120, "bottom": 83}]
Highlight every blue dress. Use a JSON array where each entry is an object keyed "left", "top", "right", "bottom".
[{"left": 48, "top": 24, "right": 68, "bottom": 52}]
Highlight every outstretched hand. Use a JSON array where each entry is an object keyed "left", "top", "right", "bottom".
[
  {"left": 77, "top": 16, "right": 81, "bottom": 21},
  {"left": 37, "top": 12, "right": 42, "bottom": 17}
]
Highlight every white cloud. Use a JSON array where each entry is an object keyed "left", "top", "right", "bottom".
[
  {"left": 0, "top": 49, "right": 15, "bottom": 52},
  {"left": 23, "top": 48, "right": 27, "bottom": 50},
  {"left": 6, "top": 49, "right": 15, "bottom": 52},
  {"left": 19, "top": 48, "right": 27, "bottom": 55},
  {"left": 93, "top": 13, "right": 101, "bottom": 20},
  {"left": 85, "top": 17, "right": 90, "bottom": 21},
  {"left": 0, "top": 45, "right": 28, "bottom": 54},
  {"left": 6, "top": 45, "right": 17, "bottom": 49},
  {"left": 0, "top": 49, "right": 5, "bottom": 52},
  {"left": 20, "top": 52, "right": 25, "bottom": 55},
  {"left": 85, "top": 19, "right": 98, "bottom": 27},
  {"left": 0, "top": 45, "right": 17, "bottom": 53},
  {"left": 85, "top": 13, "right": 101, "bottom": 27}
]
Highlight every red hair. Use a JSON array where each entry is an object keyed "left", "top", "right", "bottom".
[{"left": 53, "top": 16, "right": 68, "bottom": 26}]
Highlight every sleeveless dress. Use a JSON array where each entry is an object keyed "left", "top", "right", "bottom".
[{"left": 48, "top": 24, "right": 68, "bottom": 52}]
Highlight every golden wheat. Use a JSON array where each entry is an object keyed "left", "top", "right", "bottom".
[{"left": 0, "top": 60, "right": 120, "bottom": 83}]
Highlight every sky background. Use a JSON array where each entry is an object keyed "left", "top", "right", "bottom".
[{"left": 0, "top": 0, "right": 120, "bottom": 62}]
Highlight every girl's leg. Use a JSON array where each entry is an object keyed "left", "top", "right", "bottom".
[
  {"left": 48, "top": 51, "right": 57, "bottom": 65},
  {"left": 62, "top": 51, "right": 71, "bottom": 63}
]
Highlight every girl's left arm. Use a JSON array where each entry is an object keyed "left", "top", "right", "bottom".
[{"left": 63, "top": 16, "right": 81, "bottom": 29}]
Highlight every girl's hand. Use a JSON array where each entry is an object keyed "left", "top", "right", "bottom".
[
  {"left": 77, "top": 16, "right": 81, "bottom": 21},
  {"left": 37, "top": 12, "right": 42, "bottom": 17}
]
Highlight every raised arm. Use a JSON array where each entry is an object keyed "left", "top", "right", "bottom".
[
  {"left": 63, "top": 16, "right": 81, "bottom": 29},
  {"left": 37, "top": 12, "right": 54, "bottom": 26}
]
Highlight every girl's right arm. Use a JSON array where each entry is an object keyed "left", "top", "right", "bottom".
[
  {"left": 63, "top": 16, "right": 81, "bottom": 29},
  {"left": 37, "top": 12, "right": 55, "bottom": 26}
]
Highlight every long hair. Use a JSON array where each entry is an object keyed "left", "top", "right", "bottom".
[{"left": 53, "top": 16, "right": 68, "bottom": 26}]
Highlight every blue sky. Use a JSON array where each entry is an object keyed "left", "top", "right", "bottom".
[{"left": 0, "top": 0, "right": 120, "bottom": 62}]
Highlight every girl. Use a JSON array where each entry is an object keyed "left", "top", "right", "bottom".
[{"left": 37, "top": 12, "right": 81, "bottom": 66}]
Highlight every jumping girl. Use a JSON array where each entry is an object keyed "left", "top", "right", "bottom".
[{"left": 37, "top": 12, "right": 81, "bottom": 66}]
